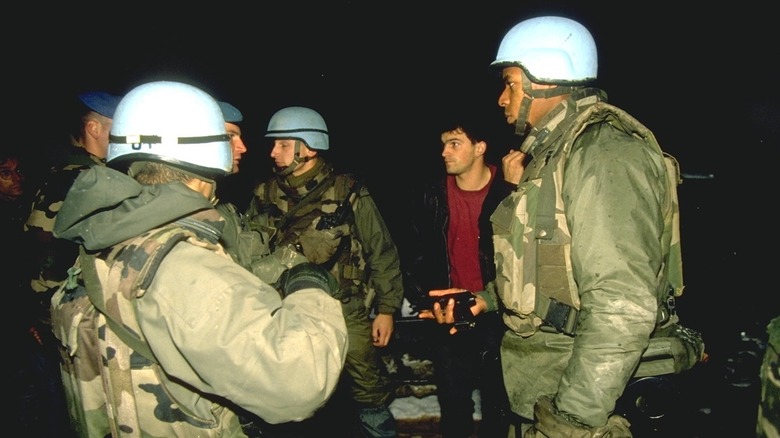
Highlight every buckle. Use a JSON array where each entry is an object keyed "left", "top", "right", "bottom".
[{"left": 541, "top": 298, "right": 578, "bottom": 336}]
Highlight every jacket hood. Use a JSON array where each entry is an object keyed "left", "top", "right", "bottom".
[{"left": 54, "top": 166, "right": 215, "bottom": 250}]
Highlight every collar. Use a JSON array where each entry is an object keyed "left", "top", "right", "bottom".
[
  {"left": 276, "top": 158, "right": 333, "bottom": 200},
  {"left": 520, "top": 87, "right": 607, "bottom": 157}
]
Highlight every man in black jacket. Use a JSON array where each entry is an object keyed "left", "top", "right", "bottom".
[{"left": 403, "top": 113, "right": 512, "bottom": 438}]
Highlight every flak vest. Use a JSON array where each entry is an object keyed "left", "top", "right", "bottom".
[
  {"left": 490, "top": 102, "right": 702, "bottom": 376},
  {"left": 248, "top": 173, "right": 370, "bottom": 301},
  {"left": 51, "top": 221, "right": 240, "bottom": 437}
]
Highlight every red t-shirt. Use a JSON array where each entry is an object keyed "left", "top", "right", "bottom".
[{"left": 446, "top": 165, "right": 495, "bottom": 292}]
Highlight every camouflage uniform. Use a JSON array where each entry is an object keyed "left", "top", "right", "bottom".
[
  {"left": 757, "top": 315, "right": 779, "bottom": 437},
  {"left": 245, "top": 158, "right": 404, "bottom": 436},
  {"left": 50, "top": 166, "right": 348, "bottom": 437},
  {"left": 22, "top": 146, "right": 101, "bottom": 438},
  {"left": 481, "top": 88, "right": 691, "bottom": 431},
  {"left": 25, "top": 147, "right": 104, "bottom": 321}
]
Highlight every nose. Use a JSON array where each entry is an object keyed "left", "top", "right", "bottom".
[
  {"left": 235, "top": 139, "right": 247, "bottom": 154},
  {"left": 497, "top": 88, "right": 509, "bottom": 108}
]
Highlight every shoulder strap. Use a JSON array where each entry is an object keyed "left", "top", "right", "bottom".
[
  {"left": 79, "top": 248, "right": 157, "bottom": 362},
  {"left": 662, "top": 152, "right": 684, "bottom": 297},
  {"left": 534, "top": 148, "right": 579, "bottom": 336},
  {"left": 78, "top": 225, "right": 194, "bottom": 362}
]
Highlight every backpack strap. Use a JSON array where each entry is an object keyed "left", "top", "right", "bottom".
[
  {"left": 78, "top": 225, "right": 194, "bottom": 362},
  {"left": 79, "top": 247, "right": 157, "bottom": 362}
]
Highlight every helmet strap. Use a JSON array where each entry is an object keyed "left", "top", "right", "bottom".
[
  {"left": 514, "top": 75, "right": 577, "bottom": 143},
  {"left": 274, "top": 139, "right": 307, "bottom": 177}
]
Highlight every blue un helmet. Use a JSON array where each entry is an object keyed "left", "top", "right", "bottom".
[
  {"left": 491, "top": 15, "right": 597, "bottom": 84},
  {"left": 491, "top": 16, "right": 597, "bottom": 143},
  {"left": 265, "top": 106, "right": 329, "bottom": 177},
  {"left": 107, "top": 81, "right": 232, "bottom": 179}
]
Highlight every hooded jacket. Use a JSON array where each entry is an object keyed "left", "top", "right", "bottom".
[{"left": 51, "top": 166, "right": 348, "bottom": 437}]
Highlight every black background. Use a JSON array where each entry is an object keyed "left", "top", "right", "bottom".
[{"left": 5, "top": 2, "right": 777, "bottom": 435}]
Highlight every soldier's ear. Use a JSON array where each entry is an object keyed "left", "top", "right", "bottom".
[{"left": 85, "top": 118, "right": 102, "bottom": 139}]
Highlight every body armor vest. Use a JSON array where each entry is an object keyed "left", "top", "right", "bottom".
[
  {"left": 490, "top": 102, "right": 684, "bottom": 338},
  {"left": 248, "top": 173, "right": 370, "bottom": 299}
]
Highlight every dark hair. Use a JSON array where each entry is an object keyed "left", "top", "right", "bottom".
[
  {"left": 437, "top": 107, "right": 492, "bottom": 145},
  {"left": 439, "top": 119, "right": 489, "bottom": 145}
]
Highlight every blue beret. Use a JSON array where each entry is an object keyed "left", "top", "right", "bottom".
[
  {"left": 218, "top": 101, "right": 243, "bottom": 123},
  {"left": 78, "top": 91, "right": 122, "bottom": 118}
]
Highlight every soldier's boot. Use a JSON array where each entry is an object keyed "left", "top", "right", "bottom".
[{"left": 526, "top": 395, "right": 632, "bottom": 438}]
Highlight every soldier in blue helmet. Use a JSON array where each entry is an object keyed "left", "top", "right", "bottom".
[{"left": 420, "top": 16, "right": 704, "bottom": 437}]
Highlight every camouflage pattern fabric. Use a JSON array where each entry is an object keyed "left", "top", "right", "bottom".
[
  {"left": 489, "top": 88, "right": 694, "bottom": 428},
  {"left": 50, "top": 165, "right": 349, "bottom": 435},
  {"left": 245, "top": 160, "right": 403, "bottom": 316},
  {"left": 25, "top": 149, "right": 103, "bottom": 319},
  {"left": 51, "top": 217, "right": 247, "bottom": 437},
  {"left": 244, "top": 158, "right": 403, "bottom": 410},
  {"left": 757, "top": 315, "right": 780, "bottom": 437}
]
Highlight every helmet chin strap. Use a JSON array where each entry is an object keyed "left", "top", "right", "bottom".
[
  {"left": 515, "top": 74, "right": 576, "bottom": 153},
  {"left": 274, "top": 140, "right": 314, "bottom": 177}
]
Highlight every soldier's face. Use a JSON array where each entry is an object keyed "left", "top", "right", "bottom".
[
  {"left": 497, "top": 66, "right": 525, "bottom": 125},
  {"left": 270, "top": 139, "right": 300, "bottom": 168},
  {"left": 225, "top": 122, "right": 246, "bottom": 174}
]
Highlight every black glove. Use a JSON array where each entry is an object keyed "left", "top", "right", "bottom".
[{"left": 278, "top": 262, "right": 341, "bottom": 299}]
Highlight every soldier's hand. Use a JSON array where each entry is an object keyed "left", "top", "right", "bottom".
[
  {"left": 502, "top": 149, "right": 527, "bottom": 185},
  {"left": 297, "top": 225, "right": 348, "bottom": 264}
]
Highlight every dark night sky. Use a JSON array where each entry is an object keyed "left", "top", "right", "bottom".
[
  {"left": 7, "top": 3, "right": 776, "bottom": 175},
  {"left": 5, "top": 2, "right": 777, "bottom": 341}
]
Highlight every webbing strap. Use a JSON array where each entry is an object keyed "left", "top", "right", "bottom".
[
  {"left": 534, "top": 149, "right": 579, "bottom": 336},
  {"left": 536, "top": 150, "right": 557, "bottom": 240},
  {"left": 536, "top": 295, "right": 578, "bottom": 336},
  {"left": 79, "top": 248, "right": 157, "bottom": 362}
]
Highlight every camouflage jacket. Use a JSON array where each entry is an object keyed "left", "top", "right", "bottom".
[
  {"left": 245, "top": 159, "right": 404, "bottom": 316},
  {"left": 51, "top": 166, "right": 347, "bottom": 436},
  {"left": 24, "top": 147, "right": 103, "bottom": 318},
  {"left": 488, "top": 88, "right": 684, "bottom": 426}
]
